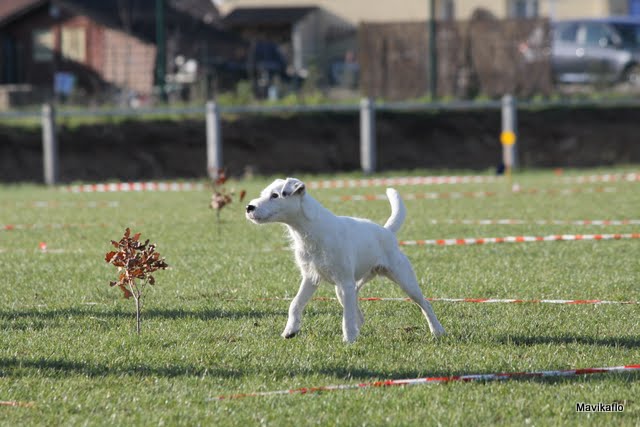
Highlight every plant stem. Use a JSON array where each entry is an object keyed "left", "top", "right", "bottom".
[
  {"left": 135, "top": 296, "right": 141, "bottom": 335},
  {"left": 128, "top": 280, "right": 141, "bottom": 335}
]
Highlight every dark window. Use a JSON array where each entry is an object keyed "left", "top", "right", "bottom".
[
  {"left": 611, "top": 23, "right": 640, "bottom": 47},
  {"left": 508, "top": 0, "right": 538, "bottom": 18},
  {"left": 555, "top": 22, "right": 578, "bottom": 42},
  {"left": 582, "top": 23, "right": 615, "bottom": 47}
]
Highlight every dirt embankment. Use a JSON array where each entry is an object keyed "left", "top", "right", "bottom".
[{"left": 2, "top": 107, "right": 640, "bottom": 183}]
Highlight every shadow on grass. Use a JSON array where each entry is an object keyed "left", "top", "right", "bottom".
[
  {"left": 0, "top": 306, "right": 288, "bottom": 324},
  {"left": 497, "top": 334, "right": 640, "bottom": 349},
  {"left": 2, "top": 357, "right": 639, "bottom": 387},
  {"left": 0, "top": 357, "right": 243, "bottom": 379}
]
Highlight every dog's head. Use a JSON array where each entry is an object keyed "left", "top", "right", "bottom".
[{"left": 245, "top": 177, "right": 314, "bottom": 224}]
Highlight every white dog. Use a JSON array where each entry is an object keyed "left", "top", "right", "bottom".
[{"left": 245, "top": 177, "right": 446, "bottom": 343}]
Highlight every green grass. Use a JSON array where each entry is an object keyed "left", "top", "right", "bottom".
[{"left": 1, "top": 167, "right": 639, "bottom": 426}]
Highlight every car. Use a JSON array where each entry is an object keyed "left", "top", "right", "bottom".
[{"left": 552, "top": 17, "right": 640, "bottom": 85}]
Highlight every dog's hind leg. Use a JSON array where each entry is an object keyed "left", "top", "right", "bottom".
[
  {"left": 282, "top": 276, "right": 318, "bottom": 339},
  {"left": 336, "top": 284, "right": 365, "bottom": 330},
  {"left": 335, "top": 281, "right": 360, "bottom": 343},
  {"left": 385, "top": 253, "right": 446, "bottom": 337}
]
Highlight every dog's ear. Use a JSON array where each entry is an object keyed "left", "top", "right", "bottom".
[{"left": 282, "top": 177, "right": 306, "bottom": 197}]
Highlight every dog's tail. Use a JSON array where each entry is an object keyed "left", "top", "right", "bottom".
[{"left": 383, "top": 188, "right": 406, "bottom": 234}]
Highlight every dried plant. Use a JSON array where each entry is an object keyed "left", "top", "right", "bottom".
[
  {"left": 209, "top": 168, "right": 246, "bottom": 223},
  {"left": 105, "top": 228, "right": 168, "bottom": 335}
]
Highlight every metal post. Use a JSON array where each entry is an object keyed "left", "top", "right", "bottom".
[
  {"left": 206, "top": 101, "right": 222, "bottom": 178},
  {"left": 360, "top": 98, "right": 376, "bottom": 174},
  {"left": 41, "top": 103, "right": 58, "bottom": 185},
  {"left": 155, "top": 0, "right": 167, "bottom": 102},
  {"left": 500, "top": 94, "right": 518, "bottom": 174},
  {"left": 428, "top": 0, "right": 438, "bottom": 98}
]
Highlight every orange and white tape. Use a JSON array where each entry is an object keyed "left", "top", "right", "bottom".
[
  {"left": 426, "top": 219, "right": 640, "bottom": 226},
  {"left": 333, "top": 187, "right": 615, "bottom": 202},
  {"left": 4, "top": 201, "right": 119, "bottom": 208},
  {"left": 249, "top": 296, "right": 637, "bottom": 305},
  {"left": 309, "top": 175, "right": 500, "bottom": 190},
  {"left": 399, "top": 233, "right": 640, "bottom": 246},
  {"left": 2, "top": 222, "right": 140, "bottom": 231},
  {"left": 63, "top": 182, "right": 205, "bottom": 193},
  {"left": 562, "top": 172, "right": 640, "bottom": 184},
  {"left": 210, "top": 364, "right": 640, "bottom": 400}
]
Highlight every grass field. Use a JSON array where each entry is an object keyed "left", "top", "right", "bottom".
[{"left": 1, "top": 168, "right": 639, "bottom": 426}]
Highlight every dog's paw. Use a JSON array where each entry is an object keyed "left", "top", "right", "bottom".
[
  {"left": 430, "top": 325, "right": 447, "bottom": 338},
  {"left": 281, "top": 329, "right": 299, "bottom": 339},
  {"left": 342, "top": 335, "right": 358, "bottom": 344}
]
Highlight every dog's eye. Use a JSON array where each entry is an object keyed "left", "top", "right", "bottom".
[
  {"left": 270, "top": 193, "right": 279, "bottom": 199},
  {"left": 282, "top": 191, "right": 288, "bottom": 197}
]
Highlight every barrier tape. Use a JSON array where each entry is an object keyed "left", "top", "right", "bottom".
[
  {"left": 247, "top": 296, "right": 637, "bottom": 305},
  {"left": 5, "top": 219, "right": 634, "bottom": 233},
  {"left": 0, "top": 401, "right": 35, "bottom": 408},
  {"left": 3, "top": 201, "right": 119, "bottom": 208},
  {"left": 2, "top": 222, "right": 141, "bottom": 232},
  {"left": 0, "top": 247, "right": 82, "bottom": 254},
  {"left": 4, "top": 232, "right": 635, "bottom": 254},
  {"left": 334, "top": 187, "right": 615, "bottom": 202},
  {"left": 426, "top": 219, "right": 640, "bottom": 226},
  {"left": 210, "top": 364, "right": 640, "bottom": 400},
  {"left": 399, "top": 233, "right": 640, "bottom": 247},
  {"left": 63, "top": 182, "right": 205, "bottom": 193},
  {"left": 562, "top": 172, "right": 640, "bottom": 184},
  {"left": 309, "top": 175, "right": 500, "bottom": 189}
]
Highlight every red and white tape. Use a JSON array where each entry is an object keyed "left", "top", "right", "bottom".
[
  {"left": 426, "top": 219, "right": 640, "bottom": 226},
  {"left": 5, "top": 201, "right": 119, "bottom": 208},
  {"left": 562, "top": 172, "right": 640, "bottom": 184},
  {"left": 399, "top": 233, "right": 640, "bottom": 247},
  {"left": 63, "top": 181, "right": 205, "bottom": 193},
  {"left": 0, "top": 400, "right": 34, "bottom": 408},
  {"left": 309, "top": 175, "right": 500, "bottom": 190},
  {"left": 334, "top": 191, "right": 496, "bottom": 201},
  {"left": 210, "top": 363, "right": 640, "bottom": 400},
  {"left": 2, "top": 222, "right": 141, "bottom": 232},
  {"left": 334, "top": 187, "right": 615, "bottom": 202},
  {"left": 252, "top": 296, "right": 637, "bottom": 305}
]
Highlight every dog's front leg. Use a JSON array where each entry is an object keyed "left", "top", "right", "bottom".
[
  {"left": 282, "top": 276, "right": 317, "bottom": 339},
  {"left": 335, "top": 282, "right": 359, "bottom": 343}
]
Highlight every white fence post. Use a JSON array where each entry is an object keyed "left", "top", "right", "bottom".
[
  {"left": 41, "top": 103, "right": 58, "bottom": 185},
  {"left": 360, "top": 97, "right": 376, "bottom": 174},
  {"left": 206, "top": 101, "right": 222, "bottom": 178},
  {"left": 501, "top": 94, "right": 518, "bottom": 173}
]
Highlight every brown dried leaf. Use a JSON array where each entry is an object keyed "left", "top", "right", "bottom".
[
  {"left": 105, "top": 251, "right": 117, "bottom": 263},
  {"left": 119, "top": 285, "right": 133, "bottom": 299}
]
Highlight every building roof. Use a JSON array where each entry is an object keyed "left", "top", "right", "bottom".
[
  {"left": 0, "top": 0, "right": 241, "bottom": 43},
  {"left": 223, "top": 6, "right": 317, "bottom": 27},
  {"left": 0, "top": 0, "right": 45, "bottom": 26},
  {"left": 0, "top": 0, "right": 224, "bottom": 32}
]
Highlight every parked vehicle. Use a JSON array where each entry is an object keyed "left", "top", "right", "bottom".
[{"left": 552, "top": 17, "right": 640, "bottom": 85}]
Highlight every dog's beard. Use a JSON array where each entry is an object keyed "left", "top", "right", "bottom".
[{"left": 246, "top": 211, "right": 274, "bottom": 224}]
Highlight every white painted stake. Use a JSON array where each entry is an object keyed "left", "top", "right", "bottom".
[
  {"left": 206, "top": 101, "right": 222, "bottom": 178},
  {"left": 501, "top": 94, "right": 517, "bottom": 171},
  {"left": 41, "top": 103, "right": 58, "bottom": 185},
  {"left": 360, "top": 98, "right": 376, "bottom": 174}
]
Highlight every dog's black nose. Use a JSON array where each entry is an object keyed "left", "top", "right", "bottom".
[{"left": 246, "top": 204, "right": 256, "bottom": 213}]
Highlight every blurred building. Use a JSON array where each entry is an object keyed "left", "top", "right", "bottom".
[
  {"left": 216, "top": 0, "right": 640, "bottom": 21},
  {"left": 221, "top": 5, "right": 355, "bottom": 93},
  {"left": 0, "top": 0, "right": 245, "bottom": 107}
]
